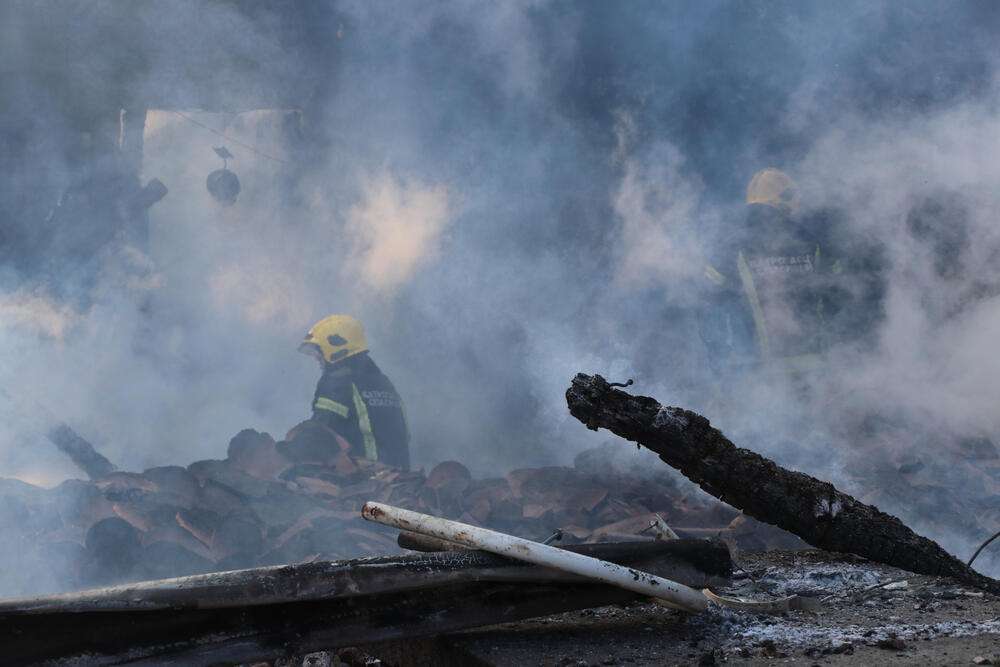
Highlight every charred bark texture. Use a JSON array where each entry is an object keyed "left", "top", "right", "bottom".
[
  {"left": 566, "top": 373, "right": 1000, "bottom": 594},
  {"left": 0, "top": 539, "right": 729, "bottom": 664},
  {"left": 3, "top": 582, "right": 642, "bottom": 666},
  {"left": 46, "top": 423, "right": 116, "bottom": 480}
]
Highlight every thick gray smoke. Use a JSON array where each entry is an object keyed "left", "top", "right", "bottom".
[{"left": 2, "top": 0, "right": 1000, "bottom": 593}]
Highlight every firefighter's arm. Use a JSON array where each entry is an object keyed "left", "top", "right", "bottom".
[{"left": 312, "top": 394, "right": 352, "bottom": 427}]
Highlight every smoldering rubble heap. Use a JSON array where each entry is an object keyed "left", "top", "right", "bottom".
[
  {"left": 0, "top": 425, "right": 795, "bottom": 594},
  {"left": 5, "top": 394, "right": 1000, "bottom": 595},
  {"left": 2, "top": 378, "right": 1000, "bottom": 666}
]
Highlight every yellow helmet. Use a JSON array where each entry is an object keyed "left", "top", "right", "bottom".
[
  {"left": 746, "top": 168, "right": 800, "bottom": 214},
  {"left": 298, "top": 314, "right": 368, "bottom": 364}
]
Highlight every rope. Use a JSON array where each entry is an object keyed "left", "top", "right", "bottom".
[{"left": 169, "top": 110, "right": 291, "bottom": 165}]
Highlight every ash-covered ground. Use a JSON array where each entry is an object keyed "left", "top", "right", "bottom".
[{"left": 425, "top": 551, "right": 1000, "bottom": 666}]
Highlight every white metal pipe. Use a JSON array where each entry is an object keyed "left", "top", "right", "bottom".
[{"left": 361, "top": 501, "right": 708, "bottom": 613}]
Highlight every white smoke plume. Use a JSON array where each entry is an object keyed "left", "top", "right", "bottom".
[
  {"left": 2, "top": 1, "right": 1000, "bottom": 594},
  {"left": 344, "top": 173, "right": 453, "bottom": 294},
  {"left": 612, "top": 139, "right": 706, "bottom": 291}
]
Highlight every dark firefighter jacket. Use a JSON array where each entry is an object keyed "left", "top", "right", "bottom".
[
  {"left": 311, "top": 352, "right": 411, "bottom": 470},
  {"left": 698, "top": 205, "right": 884, "bottom": 375}
]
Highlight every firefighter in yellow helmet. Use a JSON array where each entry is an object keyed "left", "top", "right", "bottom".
[
  {"left": 698, "top": 168, "right": 851, "bottom": 375},
  {"left": 289, "top": 315, "right": 411, "bottom": 469}
]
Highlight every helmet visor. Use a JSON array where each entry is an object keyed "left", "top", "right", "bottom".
[{"left": 297, "top": 341, "right": 325, "bottom": 362}]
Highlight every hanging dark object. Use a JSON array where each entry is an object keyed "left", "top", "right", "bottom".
[
  {"left": 207, "top": 146, "right": 240, "bottom": 206},
  {"left": 207, "top": 170, "right": 240, "bottom": 206}
]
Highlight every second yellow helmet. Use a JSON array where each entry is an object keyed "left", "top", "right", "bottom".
[
  {"left": 746, "top": 168, "right": 800, "bottom": 214},
  {"left": 298, "top": 314, "right": 368, "bottom": 364}
]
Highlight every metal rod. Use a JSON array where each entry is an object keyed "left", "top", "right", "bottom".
[
  {"left": 542, "top": 528, "right": 564, "bottom": 545},
  {"left": 361, "top": 502, "right": 708, "bottom": 613},
  {"left": 637, "top": 514, "right": 680, "bottom": 541}
]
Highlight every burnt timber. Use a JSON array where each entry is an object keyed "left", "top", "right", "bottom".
[
  {"left": 47, "top": 423, "right": 117, "bottom": 481},
  {"left": 0, "top": 539, "right": 729, "bottom": 665},
  {"left": 565, "top": 373, "right": 1000, "bottom": 595}
]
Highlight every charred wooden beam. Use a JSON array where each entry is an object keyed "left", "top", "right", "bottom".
[
  {"left": 0, "top": 539, "right": 730, "bottom": 665},
  {"left": 0, "top": 539, "right": 728, "bottom": 616},
  {"left": 46, "top": 423, "right": 116, "bottom": 480},
  {"left": 565, "top": 373, "right": 1000, "bottom": 595},
  {"left": 4, "top": 582, "right": 644, "bottom": 666}
]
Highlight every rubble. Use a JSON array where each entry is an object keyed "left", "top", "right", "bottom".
[
  {"left": 0, "top": 425, "right": 775, "bottom": 596},
  {"left": 1, "top": 379, "right": 997, "bottom": 664}
]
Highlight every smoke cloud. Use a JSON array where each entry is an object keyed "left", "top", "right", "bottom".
[
  {"left": 612, "top": 118, "right": 707, "bottom": 292},
  {"left": 2, "top": 0, "right": 1000, "bottom": 594},
  {"left": 344, "top": 173, "right": 453, "bottom": 294}
]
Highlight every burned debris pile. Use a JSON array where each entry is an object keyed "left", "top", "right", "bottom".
[
  {"left": 2, "top": 423, "right": 780, "bottom": 595},
  {"left": 0, "top": 375, "right": 998, "bottom": 665}
]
